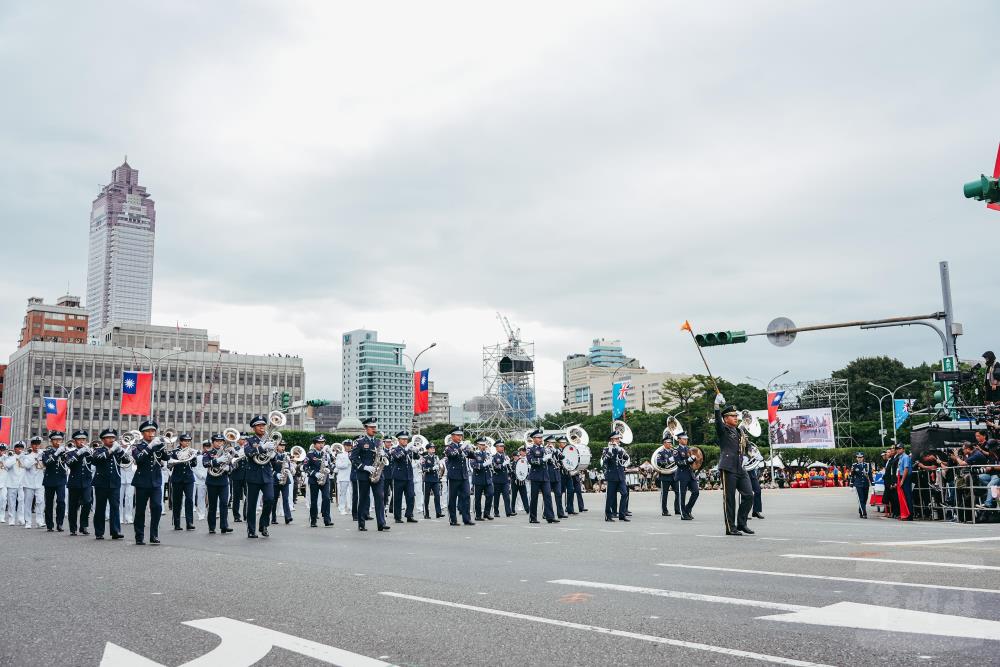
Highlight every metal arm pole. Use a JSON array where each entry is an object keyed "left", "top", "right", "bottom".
[{"left": 866, "top": 390, "right": 889, "bottom": 447}]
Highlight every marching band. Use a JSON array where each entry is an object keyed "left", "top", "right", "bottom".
[{"left": 0, "top": 406, "right": 768, "bottom": 544}]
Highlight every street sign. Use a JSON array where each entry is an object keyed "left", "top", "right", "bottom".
[{"left": 766, "top": 317, "right": 796, "bottom": 347}]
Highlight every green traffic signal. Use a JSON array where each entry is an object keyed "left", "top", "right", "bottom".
[
  {"left": 695, "top": 330, "right": 748, "bottom": 347},
  {"left": 280, "top": 391, "right": 291, "bottom": 409},
  {"left": 963, "top": 174, "right": 1000, "bottom": 203}
]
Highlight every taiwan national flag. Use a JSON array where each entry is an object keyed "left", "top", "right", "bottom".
[
  {"left": 43, "top": 397, "right": 67, "bottom": 432},
  {"left": 0, "top": 416, "right": 11, "bottom": 446},
  {"left": 612, "top": 381, "right": 631, "bottom": 420},
  {"left": 121, "top": 371, "right": 153, "bottom": 416},
  {"left": 767, "top": 391, "right": 785, "bottom": 425},
  {"left": 414, "top": 369, "right": 430, "bottom": 415}
]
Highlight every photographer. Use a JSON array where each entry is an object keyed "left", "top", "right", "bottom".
[{"left": 983, "top": 351, "right": 1000, "bottom": 404}]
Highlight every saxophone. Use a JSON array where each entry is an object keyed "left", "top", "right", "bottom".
[
  {"left": 370, "top": 444, "right": 389, "bottom": 483},
  {"left": 314, "top": 451, "right": 331, "bottom": 486}
]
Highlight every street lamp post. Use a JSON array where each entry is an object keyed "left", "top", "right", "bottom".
[
  {"left": 747, "top": 370, "right": 788, "bottom": 486},
  {"left": 402, "top": 342, "right": 437, "bottom": 434},
  {"left": 41, "top": 377, "right": 102, "bottom": 433},
  {"left": 869, "top": 380, "right": 917, "bottom": 444},
  {"left": 865, "top": 390, "right": 890, "bottom": 447}
]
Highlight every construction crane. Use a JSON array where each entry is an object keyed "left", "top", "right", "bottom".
[{"left": 496, "top": 312, "right": 520, "bottom": 344}]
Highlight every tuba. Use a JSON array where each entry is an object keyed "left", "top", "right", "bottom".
[
  {"left": 662, "top": 414, "right": 684, "bottom": 442},
  {"left": 252, "top": 411, "right": 286, "bottom": 464},
  {"left": 650, "top": 445, "right": 677, "bottom": 475},
  {"left": 411, "top": 434, "right": 429, "bottom": 455},
  {"left": 566, "top": 424, "right": 589, "bottom": 447},
  {"left": 611, "top": 420, "right": 634, "bottom": 445},
  {"left": 121, "top": 430, "right": 142, "bottom": 447},
  {"left": 222, "top": 428, "right": 242, "bottom": 444},
  {"left": 290, "top": 445, "right": 307, "bottom": 463}
]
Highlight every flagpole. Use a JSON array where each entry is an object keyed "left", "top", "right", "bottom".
[{"left": 681, "top": 322, "right": 721, "bottom": 396}]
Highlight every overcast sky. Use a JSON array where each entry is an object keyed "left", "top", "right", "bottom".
[{"left": 1, "top": 1, "right": 997, "bottom": 414}]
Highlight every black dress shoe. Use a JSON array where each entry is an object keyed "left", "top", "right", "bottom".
[
  {"left": 463, "top": 521, "right": 475, "bottom": 526},
  {"left": 260, "top": 528, "right": 269, "bottom": 537},
  {"left": 395, "top": 519, "right": 404, "bottom": 524},
  {"left": 285, "top": 518, "right": 292, "bottom": 524},
  {"left": 547, "top": 519, "right": 561, "bottom": 523},
  {"left": 377, "top": 525, "right": 385, "bottom": 531},
  {"left": 737, "top": 525, "right": 755, "bottom": 535},
  {"left": 56, "top": 527, "right": 64, "bottom": 532},
  {"left": 248, "top": 533, "right": 258, "bottom": 538},
  {"left": 365, "top": 515, "right": 373, "bottom": 520},
  {"left": 150, "top": 538, "right": 160, "bottom": 544},
  {"left": 407, "top": 518, "right": 419, "bottom": 523},
  {"left": 450, "top": 521, "right": 459, "bottom": 526},
  {"left": 186, "top": 524, "right": 196, "bottom": 530},
  {"left": 324, "top": 521, "right": 334, "bottom": 526},
  {"left": 557, "top": 515, "right": 568, "bottom": 519},
  {"left": 81, "top": 529, "right": 90, "bottom": 535},
  {"left": 233, "top": 518, "right": 242, "bottom": 523},
  {"left": 485, "top": 516, "right": 494, "bottom": 521},
  {"left": 529, "top": 519, "right": 540, "bottom": 524},
  {"left": 222, "top": 528, "right": 233, "bottom": 534},
  {"left": 436, "top": 513, "right": 445, "bottom": 518},
  {"left": 135, "top": 539, "right": 145, "bottom": 545},
  {"left": 208, "top": 530, "right": 216, "bottom": 534},
  {"left": 681, "top": 515, "right": 693, "bottom": 521},
  {"left": 47, "top": 528, "right": 54, "bottom": 532},
  {"left": 662, "top": 512, "right": 671, "bottom": 516},
  {"left": 310, "top": 521, "right": 317, "bottom": 527},
  {"left": 567, "top": 511, "right": 578, "bottom": 515},
  {"left": 620, "top": 517, "right": 631, "bottom": 522},
  {"left": 580, "top": 508, "right": 589, "bottom": 512},
  {"left": 70, "top": 531, "right": 77, "bottom": 536},
  {"left": 111, "top": 534, "right": 123, "bottom": 540},
  {"left": 358, "top": 525, "right": 368, "bottom": 531},
  {"left": 95, "top": 536, "right": 104, "bottom": 540},
  {"left": 174, "top": 526, "right": 183, "bottom": 531},
  {"left": 726, "top": 530, "right": 743, "bottom": 536},
  {"left": 752, "top": 512, "right": 765, "bottom": 519},
  {"left": 605, "top": 517, "right": 615, "bottom": 522},
  {"left": 423, "top": 513, "right": 431, "bottom": 519}
]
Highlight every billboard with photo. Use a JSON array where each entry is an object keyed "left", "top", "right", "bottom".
[{"left": 768, "top": 407, "right": 835, "bottom": 449}]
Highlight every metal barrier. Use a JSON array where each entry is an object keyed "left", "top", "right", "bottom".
[{"left": 909, "top": 464, "right": 1000, "bottom": 524}]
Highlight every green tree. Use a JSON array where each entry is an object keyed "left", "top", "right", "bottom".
[{"left": 652, "top": 377, "right": 701, "bottom": 413}]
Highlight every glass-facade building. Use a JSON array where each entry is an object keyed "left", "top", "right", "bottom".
[
  {"left": 341, "top": 329, "right": 411, "bottom": 433},
  {"left": 588, "top": 338, "right": 628, "bottom": 367},
  {"left": 86, "top": 160, "right": 156, "bottom": 336}
]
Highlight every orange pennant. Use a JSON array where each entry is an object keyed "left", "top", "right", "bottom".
[{"left": 680, "top": 320, "right": 692, "bottom": 333}]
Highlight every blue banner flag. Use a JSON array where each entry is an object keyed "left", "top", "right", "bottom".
[
  {"left": 611, "top": 381, "right": 631, "bottom": 420},
  {"left": 893, "top": 398, "right": 914, "bottom": 430}
]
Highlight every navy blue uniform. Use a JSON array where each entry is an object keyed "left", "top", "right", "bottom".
[
  {"left": 65, "top": 446, "right": 94, "bottom": 533},
  {"left": 351, "top": 436, "right": 386, "bottom": 529},
  {"left": 131, "top": 440, "right": 166, "bottom": 542},
  {"left": 91, "top": 445, "right": 124, "bottom": 538},
  {"left": 203, "top": 448, "right": 231, "bottom": 532},
  {"left": 655, "top": 446, "right": 679, "bottom": 515},
  {"left": 471, "top": 450, "right": 494, "bottom": 520},
  {"left": 390, "top": 445, "right": 417, "bottom": 521},
  {"left": 305, "top": 448, "right": 333, "bottom": 525},
  {"left": 445, "top": 442, "right": 473, "bottom": 525},
  {"left": 716, "top": 407, "right": 753, "bottom": 533},
  {"left": 229, "top": 447, "right": 247, "bottom": 522},
  {"left": 527, "top": 444, "right": 555, "bottom": 522},
  {"left": 548, "top": 449, "right": 567, "bottom": 518},
  {"left": 674, "top": 444, "right": 699, "bottom": 518},
  {"left": 420, "top": 454, "right": 443, "bottom": 518},
  {"left": 41, "top": 447, "right": 68, "bottom": 530},
  {"left": 849, "top": 461, "right": 873, "bottom": 518},
  {"left": 168, "top": 448, "right": 197, "bottom": 529},
  {"left": 270, "top": 452, "right": 293, "bottom": 524},
  {"left": 243, "top": 437, "right": 277, "bottom": 536},
  {"left": 490, "top": 453, "right": 513, "bottom": 517},
  {"left": 602, "top": 445, "right": 629, "bottom": 520}
]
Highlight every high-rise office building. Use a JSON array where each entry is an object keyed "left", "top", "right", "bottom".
[
  {"left": 86, "top": 160, "right": 156, "bottom": 335},
  {"left": 341, "top": 329, "right": 411, "bottom": 434},
  {"left": 562, "top": 338, "right": 641, "bottom": 410}
]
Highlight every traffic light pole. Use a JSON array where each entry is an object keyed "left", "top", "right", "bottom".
[{"left": 747, "top": 312, "right": 945, "bottom": 341}]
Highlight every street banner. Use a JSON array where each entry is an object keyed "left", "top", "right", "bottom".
[
  {"left": 768, "top": 407, "right": 835, "bottom": 449},
  {"left": 414, "top": 369, "right": 430, "bottom": 415},
  {"left": 612, "top": 381, "right": 631, "bottom": 420},
  {"left": 893, "top": 398, "right": 914, "bottom": 430}
]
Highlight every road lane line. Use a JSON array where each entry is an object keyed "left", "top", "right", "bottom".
[
  {"left": 548, "top": 579, "right": 807, "bottom": 612},
  {"left": 379, "top": 591, "right": 832, "bottom": 666},
  {"left": 781, "top": 554, "right": 1000, "bottom": 571},
  {"left": 863, "top": 536, "right": 1000, "bottom": 546},
  {"left": 656, "top": 563, "right": 1000, "bottom": 595}
]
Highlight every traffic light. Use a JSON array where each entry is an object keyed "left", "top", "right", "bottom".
[
  {"left": 963, "top": 174, "right": 1000, "bottom": 204},
  {"left": 695, "top": 330, "right": 748, "bottom": 347},
  {"left": 280, "top": 392, "right": 291, "bottom": 409}
]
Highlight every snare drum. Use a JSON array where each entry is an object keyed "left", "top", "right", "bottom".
[{"left": 515, "top": 458, "right": 529, "bottom": 482}]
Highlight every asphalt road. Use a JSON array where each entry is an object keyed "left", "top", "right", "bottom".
[{"left": 3, "top": 486, "right": 998, "bottom": 666}]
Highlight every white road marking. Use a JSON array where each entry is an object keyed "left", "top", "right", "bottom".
[
  {"left": 761, "top": 602, "right": 1000, "bottom": 641},
  {"left": 864, "top": 536, "right": 1000, "bottom": 546},
  {"left": 548, "top": 579, "right": 807, "bottom": 612},
  {"left": 646, "top": 532, "right": 672, "bottom": 535},
  {"left": 696, "top": 534, "right": 727, "bottom": 538},
  {"left": 656, "top": 563, "right": 1000, "bottom": 595},
  {"left": 759, "top": 538, "right": 790, "bottom": 541},
  {"left": 782, "top": 554, "right": 1000, "bottom": 571},
  {"left": 817, "top": 540, "right": 849, "bottom": 544},
  {"left": 599, "top": 529, "right": 624, "bottom": 533},
  {"left": 380, "top": 591, "right": 832, "bottom": 666},
  {"left": 101, "top": 617, "right": 391, "bottom": 667}
]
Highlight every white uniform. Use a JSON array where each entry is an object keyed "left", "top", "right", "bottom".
[
  {"left": 193, "top": 451, "right": 208, "bottom": 520},
  {"left": 334, "top": 451, "right": 352, "bottom": 514},
  {"left": 119, "top": 459, "right": 136, "bottom": 523},
  {"left": 0, "top": 451, "right": 10, "bottom": 522},
  {"left": 20, "top": 449, "right": 45, "bottom": 528},
  {"left": 4, "top": 451, "right": 25, "bottom": 525}
]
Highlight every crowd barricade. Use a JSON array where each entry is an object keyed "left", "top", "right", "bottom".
[{"left": 910, "top": 464, "right": 1000, "bottom": 524}]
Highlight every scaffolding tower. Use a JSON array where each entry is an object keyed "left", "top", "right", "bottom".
[
  {"left": 472, "top": 314, "right": 537, "bottom": 440},
  {"left": 772, "top": 377, "right": 852, "bottom": 446}
]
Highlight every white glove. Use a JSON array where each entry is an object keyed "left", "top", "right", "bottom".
[
  {"left": 111, "top": 442, "right": 122, "bottom": 453},
  {"left": 714, "top": 393, "right": 726, "bottom": 407},
  {"left": 363, "top": 465, "right": 375, "bottom": 474}
]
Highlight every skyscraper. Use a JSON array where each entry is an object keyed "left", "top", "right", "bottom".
[
  {"left": 86, "top": 159, "right": 156, "bottom": 336},
  {"left": 341, "top": 329, "right": 411, "bottom": 433}
]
